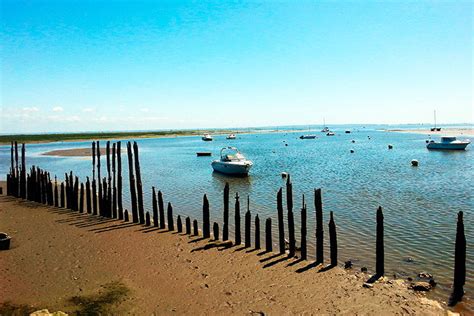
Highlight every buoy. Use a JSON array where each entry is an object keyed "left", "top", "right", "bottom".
[
  {"left": 281, "top": 172, "right": 288, "bottom": 178},
  {"left": 350, "top": 149, "right": 355, "bottom": 153},
  {"left": 351, "top": 140, "right": 355, "bottom": 143},
  {"left": 411, "top": 159, "right": 419, "bottom": 167},
  {"left": 388, "top": 144, "right": 393, "bottom": 149},
  {"left": 285, "top": 144, "right": 288, "bottom": 146}
]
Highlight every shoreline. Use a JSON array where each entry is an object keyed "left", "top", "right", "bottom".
[{"left": 0, "top": 193, "right": 447, "bottom": 315}]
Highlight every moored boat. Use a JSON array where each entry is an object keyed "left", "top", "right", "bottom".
[
  {"left": 202, "top": 134, "right": 213, "bottom": 141},
  {"left": 211, "top": 147, "right": 253, "bottom": 175},
  {"left": 326, "top": 131, "right": 335, "bottom": 136},
  {"left": 299, "top": 135, "right": 317, "bottom": 139},
  {"left": 226, "top": 134, "right": 236, "bottom": 139},
  {"left": 426, "top": 136, "right": 470, "bottom": 150}
]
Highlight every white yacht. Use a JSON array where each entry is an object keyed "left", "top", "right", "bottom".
[
  {"left": 226, "top": 134, "right": 236, "bottom": 139},
  {"left": 202, "top": 134, "right": 213, "bottom": 141},
  {"left": 211, "top": 147, "right": 253, "bottom": 175},
  {"left": 427, "top": 136, "right": 470, "bottom": 150}
]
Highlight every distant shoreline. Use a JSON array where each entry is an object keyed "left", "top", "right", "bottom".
[{"left": 384, "top": 128, "right": 474, "bottom": 137}]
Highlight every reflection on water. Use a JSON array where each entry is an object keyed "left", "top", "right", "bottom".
[{"left": 0, "top": 126, "right": 472, "bottom": 308}]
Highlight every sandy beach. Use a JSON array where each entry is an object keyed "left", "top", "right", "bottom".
[
  {"left": 42, "top": 147, "right": 110, "bottom": 157},
  {"left": 385, "top": 128, "right": 474, "bottom": 137},
  {"left": 0, "top": 191, "right": 447, "bottom": 315}
]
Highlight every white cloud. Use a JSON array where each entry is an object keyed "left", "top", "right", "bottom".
[
  {"left": 52, "top": 106, "right": 64, "bottom": 112},
  {"left": 82, "top": 107, "right": 95, "bottom": 113},
  {"left": 140, "top": 108, "right": 150, "bottom": 113},
  {"left": 22, "top": 107, "right": 39, "bottom": 113}
]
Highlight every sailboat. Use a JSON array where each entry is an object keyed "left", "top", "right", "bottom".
[
  {"left": 430, "top": 110, "right": 441, "bottom": 132},
  {"left": 321, "top": 118, "right": 329, "bottom": 133},
  {"left": 299, "top": 125, "right": 317, "bottom": 139}
]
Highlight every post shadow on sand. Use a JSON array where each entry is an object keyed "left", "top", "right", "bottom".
[
  {"left": 191, "top": 241, "right": 233, "bottom": 253},
  {"left": 92, "top": 222, "right": 139, "bottom": 233}
]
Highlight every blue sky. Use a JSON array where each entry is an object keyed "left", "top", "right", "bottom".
[{"left": 1, "top": 0, "right": 472, "bottom": 133}]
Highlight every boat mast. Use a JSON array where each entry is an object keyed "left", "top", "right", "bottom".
[{"left": 434, "top": 110, "right": 437, "bottom": 129}]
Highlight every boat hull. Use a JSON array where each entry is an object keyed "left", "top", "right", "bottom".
[
  {"left": 211, "top": 161, "right": 252, "bottom": 175},
  {"left": 427, "top": 143, "right": 469, "bottom": 150}
]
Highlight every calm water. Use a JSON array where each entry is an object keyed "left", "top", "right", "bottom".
[{"left": 1, "top": 126, "right": 472, "bottom": 307}]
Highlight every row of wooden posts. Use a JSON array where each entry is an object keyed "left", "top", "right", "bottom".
[{"left": 4, "top": 141, "right": 466, "bottom": 307}]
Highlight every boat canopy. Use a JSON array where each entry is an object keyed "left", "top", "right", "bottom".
[
  {"left": 220, "top": 147, "right": 246, "bottom": 161},
  {"left": 441, "top": 136, "right": 456, "bottom": 142}
]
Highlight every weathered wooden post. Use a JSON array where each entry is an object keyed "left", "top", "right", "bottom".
[
  {"left": 286, "top": 175, "right": 296, "bottom": 257},
  {"left": 213, "top": 222, "right": 219, "bottom": 240},
  {"left": 145, "top": 212, "right": 151, "bottom": 226},
  {"left": 203, "top": 194, "right": 210, "bottom": 238},
  {"left": 329, "top": 211, "right": 338, "bottom": 266},
  {"left": 167, "top": 202, "right": 174, "bottom": 231},
  {"left": 124, "top": 209, "right": 129, "bottom": 222},
  {"left": 92, "top": 141, "right": 96, "bottom": 180},
  {"left": 97, "top": 141, "right": 103, "bottom": 216},
  {"left": 112, "top": 142, "right": 117, "bottom": 218},
  {"left": 152, "top": 187, "right": 159, "bottom": 227},
  {"left": 92, "top": 179, "right": 98, "bottom": 215},
  {"left": 301, "top": 196, "right": 307, "bottom": 260},
  {"left": 185, "top": 217, "right": 191, "bottom": 235},
  {"left": 14, "top": 141, "right": 19, "bottom": 197},
  {"left": 449, "top": 211, "right": 466, "bottom": 306},
  {"left": 245, "top": 201, "right": 251, "bottom": 248},
  {"left": 158, "top": 190, "right": 165, "bottom": 229},
  {"left": 265, "top": 218, "right": 272, "bottom": 252},
  {"left": 193, "top": 219, "right": 199, "bottom": 236},
  {"left": 315, "top": 188, "right": 324, "bottom": 264},
  {"left": 106, "top": 178, "right": 112, "bottom": 217},
  {"left": 223, "top": 183, "right": 229, "bottom": 241},
  {"left": 102, "top": 178, "right": 108, "bottom": 216},
  {"left": 86, "top": 177, "right": 91, "bottom": 213},
  {"left": 117, "top": 141, "right": 123, "bottom": 220},
  {"left": 277, "top": 188, "right": 285, "bottom": 254},
  {"left": 133, "top": 142, "right": 145, "bottom": 225},
  {"left": 106, "top": 141, "right": 112, "bottom": 216},
  {"left": 255, "top": 215, "right": 260, "bottom": 250},
  {"left": 74, "top": 176, "right": 79, "bottom": 212},
  {"left": 54, "top": 176, "right": 59, "bottom": 207},
  {"left": 79, "top": 183, "right": 84, "bottom": 213},
  {"left": 20, "top": 143, "right": 26, "bottom": 199},
  {"left": 376, "top": 206, "right": 384, "bottom": 276},
  {"left": 65, "top": 173, "right": 70, "bottom": 209},
  {"left": 60, "top": 182, "right": 65, "bottom": 208},
  {"left": 127, "top": 142, "right": 138, "bottom": 223},
  {"left": 177, "top": 216, "right": 183, "bottom": 233},
  {"left": 234, "top": 192, "right": 241, "bottom": 245}
]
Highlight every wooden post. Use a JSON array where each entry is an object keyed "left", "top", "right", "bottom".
[
  {"left": 124, "top": 209, "right": 129, "bottom": 222},
  {"left": 301, "top": 197, "right": 307, "bottom": 260},
  {"left": 213, "top": 222, "right": 219, "bottom": 241},
  {"left": 376, "top": 206, "right": 384, "bottom": 276},
  {"left": 92, "top": 179, "right": 98, "bottom": 215},
  {"left": 74, "top": 176, "right": 79, "bottom": 212},
  {"left": 265, "top": 218, "right": 272, "bottom": 252},
  {"left": 117, "top": 141, "right": 123, "bottom": 220},
  {"left": 223, "top": 182, "right": 229, "bottom": 241},
  {"left": 112, "top": 142, "right": 117, "bottom": 218},
  {"left": 9, "top": 142, "right": 14, "bottom": 196},
  {"left": 145, "top": 212, "right": 151, "bottom": 226},
  {"left": 329, "top": 211, "right": 338, "bottom": 266},
  {"left": 234, "top": 192, "right": 241, "bottom": 245},
  {"left": 167, "top": 202, "right": 174, "bottom": 231},
  {"left": 152, "top": 187, "right": 159, "bottom": 227},
  {"left": 20, "top": 143, "right": 26, "bottom": 199},
  {"left": 60, "top": 182, "right": 65, "bottom": 208},
  {"left": 287, "top": 176, "right": 296, "bottom": 257},
  {"left": 127, "top": 142, "right": 138, "bottom": 223},
  {"left": 255, "top": 215, "right": 260, "bottom": 250},
  {"left": 449, "top": 211, "right": 466, "bottom": 306},
  {"left": 65, "top": 173, "right": 70, "bottom": 209},
  {"left": 86, "top": 177, "right": 91, "bottom": 213},
  {"left": 177, "top": 215, "right": 182, "bottom": 233},
  {"left": 102, "top": 178, "right": 107, "bottom": 216},
  {"left": 106, "top": 179, "right": 112, "bottom": 217},
  {"left": 277, "top": 188, "right": 285, "bottom": 254},
  {"left": 106, "top": 141, "right": 111, "bottom": 217},
  {"left": 203, "top": 194, "right": 210, "bottom": 238},
  {"left": 133, "top": 142, "right": 145, "bottom": 225},
  {"left": 315, "top": 188, "right": 324, "bottom": 264},
  {"left": 158, "top": 190, "right": 165, "bottom": 229},
  {"left": 53, "top": 176, "right": 58, "bottom": 207},
  {"left": 185, "top": 217, "right": 191, "bottom": 235},
  {"left": 245, "top": 204, "right": 251, "bottom": 248},
  {"left": 15, "top": 141, "right": 19, "bottom": 197},
  {"left": 79, "top": 183, "right": 84, "bottom": 213},
  {"left": 92, "top": 141, "right": 96, "bottom": 180},
  {"left": 97, "top": 141, "right": 103, "bottom": 216},
  {"left": 193, "top": 219, "right": 199, "bottom": 236}
]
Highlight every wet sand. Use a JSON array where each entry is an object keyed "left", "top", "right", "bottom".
[
  {"left": 386, "top": 128, "right": 474, "bottom": 137},
  {"left": 42, "top": 147, "right": 109, "bottom": 157},
  {"left": 0, "top": 193, "right": 446, "bottom": 315}
]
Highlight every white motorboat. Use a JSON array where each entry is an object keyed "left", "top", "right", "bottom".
[
  {"left": 211, "top": 147, "right": 253, "bottom": 175},
  {"left": 202, "top": 134, "right": 213, "bottom": 141},
  {"left": 326, "top": 131, "right": 335, "bottom": 136},
  {"left": 226, "top": 134, "right": 236, "bottom": 139},
  {"left": 299, "top": 135, "right": 317, "bottom": 139},
  {"left": 427, "top": 136, "right": 470, "bottom": 150}
]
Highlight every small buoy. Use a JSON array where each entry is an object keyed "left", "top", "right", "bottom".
[
  {"left": 425, "top": 140, "right": 429, "bottom": 143},
  {"left": 350, "top": 149, "right": 355, "bottom": 153},
  {"left": 388, "top": 144, "right": 393, "bottom": 149},
  {"left": 351, "top": 140, "right": 355, "bottom": 143},
  {"left": 411, "top": 159, "right": 419, "bottom": 167},
  {"left": 285, "top": 144, "right": 288, "bottom": 146},
  {"left": 281, "top": 172, "right": 288, "bottom": 178}
]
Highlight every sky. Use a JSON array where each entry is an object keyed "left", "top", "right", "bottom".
[{"left": 0, "top": 0, "right": 472, "bottom": 133}]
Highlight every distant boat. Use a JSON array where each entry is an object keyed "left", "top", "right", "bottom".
[
  {"left": 196, "top": 152, "right": 212, "bottom": 156},
  {"left": 430, "top": 110, "right": 441, "bottom": 132},
  {"left": 202, "top": 134, "right": 213, "bottom": 141},
  {"left": 345, "top": 130, "right": 351, "bottom": 134},
  {"left": 226, "top": 134, "right": 236, "bottom": 139},
  {"left": 299, "top": 135, "right": 317, "bottom": 139},
  {"left": 211, "top": 147, "right": 253, "bottom": 175},
  {"left": 321, "top": 118, "right": 330, "bottom": 133},
  {"left": 326, "top": 132, "right": 335, "bottom": 136},
  {"left": 427, "top": 136, "right": 470, "bottom": 150}
]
